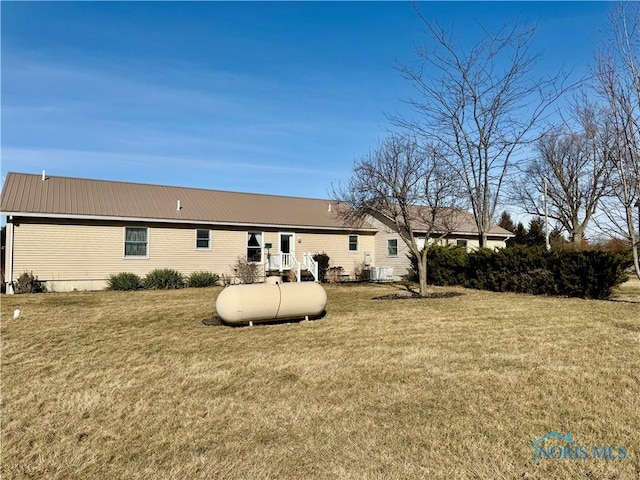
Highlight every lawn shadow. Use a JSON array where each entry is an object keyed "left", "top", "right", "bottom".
[
  {"left": 607, "top": 296, "right": 640, "bottom": 304},
  {"left": 372, "top": 291, "right": 465, "bottom": 300},
  {"left": 202, "top": 311, "right": 326, "bottom": 328}
]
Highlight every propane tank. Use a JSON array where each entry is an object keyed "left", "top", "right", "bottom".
[{"left": 215, "top": 280, "right": 327, "bottom": 325}]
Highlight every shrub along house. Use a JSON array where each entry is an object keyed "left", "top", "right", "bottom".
[{"left": 1, "top": 172, "right": 512, "bottom": 292}]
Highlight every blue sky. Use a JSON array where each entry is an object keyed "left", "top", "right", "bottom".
[{"left": 1, "top": 1, "right": 611, "bottom": 201}]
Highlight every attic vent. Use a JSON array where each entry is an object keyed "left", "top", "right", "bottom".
[{"left": 177, "top": 200, "right": 182, "bottom": 211}]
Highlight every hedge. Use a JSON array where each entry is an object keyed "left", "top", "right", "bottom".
[{"left": 409, "top": 245, "right": 631, "bottom": 299}]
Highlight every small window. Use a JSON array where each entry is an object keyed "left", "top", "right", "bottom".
[
  {"left": 456, "top": 239, "right": 468, "bottom": 248},
  {"left": 196, "top": 229, "right": 210, "bottom": 249},
  {"left": 247, "top": 232, "right": 263, "bottom": 263},
  {"left": 349, "top": 235, "right": 358, "bottom": 252},
  {"left": 387, "top": 238, "right": 398, "bottom": 256},
  {"left": 125, "top": 227, "right": 148, "bottom": 257}
]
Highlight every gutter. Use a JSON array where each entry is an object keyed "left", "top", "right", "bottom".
[
  {"left": 6, "top": 217, "right": 14, "bottom": 294},
  {"left": 414, "top": 229, "right": 515, "bottom": 239},
  {"left": 2, "top": 212, "right": 378, "bottom": 233}
]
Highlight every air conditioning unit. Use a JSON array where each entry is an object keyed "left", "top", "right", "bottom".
[{"left": 369, "top": 266, "right": 394, "bottom": 282}]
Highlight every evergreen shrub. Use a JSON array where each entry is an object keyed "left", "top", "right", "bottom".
[
  {"left": 143, "top": 269, "right": 185, "bottom": 289},
  {"left": 107, "top": 272, "right": 143, "bottom": 291},
  {"left": 186, "top": 271, "right": 220, "bottom": 288}
]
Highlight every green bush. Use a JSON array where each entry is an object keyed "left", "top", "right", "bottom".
[
  {"left": 428, "top": 245, "right": 468, "bottom": 286},
  {"left": 407, "top": 246, "right": 468, "bottom": 285},
  {"left": 510, "top": 268, "right": 556, "bottom": 295},
  {"left": 13, "top": 271, "right": 47, "bottom": 294},
  {"left": 474, "top": 247, "right": 629, "bottom": 299},
  {"left": 143, "top": 268, "right": 185, "bottom": 289},
  {"left": 418, "top": 244, "right": 630, "bottom": 299},
  {"left": 313, "top": 252, "right": 330, "bottom": 283},
  {"left": 465, "top": 246, "right": 551, "bottom": 293},
  {"left": 107, "top": 272, "right": 143, "bottom": 291},
  {"left": 550, "top": 249, "right": 630, "bottom": 299},
  {"left": 186, "top": 271, "right": 220, "bottom": 288}
]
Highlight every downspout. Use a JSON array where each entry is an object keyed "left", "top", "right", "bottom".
[{"left": 6, "top": 217, "right": 14, "bottom": 294}]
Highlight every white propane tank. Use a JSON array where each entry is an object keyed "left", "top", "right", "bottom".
[{"left": 215, "top": 280, "right": 327, "bottom": 325}]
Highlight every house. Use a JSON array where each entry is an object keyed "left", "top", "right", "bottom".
[
  {"left": 1, "top": 172, "right": 512, "bottom": 292},
  {"left": 366, "top": 206, "right": 512, "bottom": 277}
]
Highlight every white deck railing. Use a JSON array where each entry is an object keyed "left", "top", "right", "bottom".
[
  {"left": 267, "top": 252, "right": 294, "bottom": 271},
  {"left": 266, "top": 251, "right": 319, "bottom": 282},
  {"left": 303, "top": 252, "right": 319, "bottom": 282}
]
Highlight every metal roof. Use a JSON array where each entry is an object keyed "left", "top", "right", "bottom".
[
  {"left": 0, "top": 172, "right": 512, "bottom": 236},
  {"left": 0, "top": 172, "right": 373, "bottom": 231},
  {"left": 379, "top": 206, "right": 513, "bottom": 237}
]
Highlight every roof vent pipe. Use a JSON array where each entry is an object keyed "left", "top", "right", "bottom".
[
  {"left": 328, "top": 203, "right": 332, "bottom": 213},
  {"left": 42, "top": 170, "right": 46, "bottom": 181},
  {"left": 177, "top": 200, "right": 181, "bottom": 211}
]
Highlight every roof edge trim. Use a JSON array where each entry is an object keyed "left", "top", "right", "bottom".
[{"left": 4, "top": 212, "right": 378, "bottom": 232}]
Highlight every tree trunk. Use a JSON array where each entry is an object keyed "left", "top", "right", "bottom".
[
  {"left": 570, "top": 233, "right": 582, "bottom": 245},
  {"left": 632, "top": 244, "right": 640, "bottom": 281},
  {"left": 479, "top": 231, "right": 488, "bottom": 249},
  {"left": 626, "top": 204, "right": 640, "bottom": 280},
  {"left": 417, "top": 254, "right": 429, "bottom": 297}
]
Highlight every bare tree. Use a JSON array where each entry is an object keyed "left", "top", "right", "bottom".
[
  {"left": 513, "top": 100, "right": 613, "bottom": 244},
  {"left": 391, "top": 10, "right": 574, "bottom": 247},
  {"left": 334, "top": 134, "right": 463, "bottom": 297},
  {"left": 594, "top": 2, "right": 640, "bottom": 279}
]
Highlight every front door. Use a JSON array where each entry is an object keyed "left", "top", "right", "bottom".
[{"left": 279, "top": 233, "right": 295, "bottom": 268}]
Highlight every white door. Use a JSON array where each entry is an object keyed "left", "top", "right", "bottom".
[{"left": 279, "top": 233, "right": 295, "bottom": 268}]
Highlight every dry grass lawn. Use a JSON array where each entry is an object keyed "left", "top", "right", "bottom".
[{"left": 1, "top": 281, "right": 639, "bottom": 479}]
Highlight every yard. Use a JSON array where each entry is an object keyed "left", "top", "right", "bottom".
[{"left": 1, "top": 281, "right": 639, "bottom": 479}]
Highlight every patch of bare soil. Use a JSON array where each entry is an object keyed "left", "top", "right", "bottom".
[{"left": 372, "top": 291, "right": 464, "bottom": 300}]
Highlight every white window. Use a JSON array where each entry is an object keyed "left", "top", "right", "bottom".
[
  {"left": 349, "top": 235, "right": 358, "bottom": 252},
  {"left": 247, "top": 232, "right": 263, "bottom": 263},
  {"left": 387, "top": 238, "right": 398, "bottom": 256},
  {"left": 196, "top": 229, "right": 210, "bottom": 249},
  {"left": 456, "top": 239, "right": 468, "bottom": 248},
  {"left": 124, "top": 227, "right": 148, "bottom": 257}
]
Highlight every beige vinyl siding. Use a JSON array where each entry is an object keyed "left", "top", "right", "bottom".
[
  {"left": 263, "top": 231, "right": 277, "bottom": 261},
  {"left": 259, "top": 230, "right": 375, "bottom": 280},
  {"left": 367, "top": 215, "right": 509, "bottom": 280},
  {"left": 261, "top": 230, "right": 376, "bottom": 269},
  {"left": 368, "top": 217, "right": 414, "bottom": 280},
  {"left": 439, "top": 237, "right": 506, "bottom": 250},
  {"left": 295, "top": 231, "right": 375, "bottom": 279},
  {"left": 9, "top": 220, "right": 377, "bottom": 290},
  {"left": 374, "top": 233, "right": 414, "bottom": 280},
  {"left": 485, "top": 238, "right": 507, "bottom": 250},
  {"left": 11, "top": 221, "right": 247, "bottom": 287}
]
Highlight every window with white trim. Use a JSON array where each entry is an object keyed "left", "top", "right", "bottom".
[
  {"left": 125, "top": 227, "right": 148, "bottom": 257},
  {"left": 348, "top": 235, "right": 358, "bottom": 252},
  {"left": 196, "top": 229, "right": 210, "bottom": 249},
  {"left": 387, "top": 238, "right": 398, "bottom": 256},
  {"left": 456, "top": 239, "right": 468, "bottom": 248},
  {"left": 247, "top": 232, "right": 263, "bottom": 263}
]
